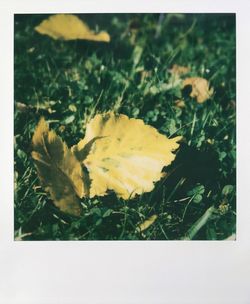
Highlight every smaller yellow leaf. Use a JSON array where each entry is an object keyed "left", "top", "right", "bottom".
[
  {"left": 136, "top": 215, "right": 158, "bottom": 232},
  {"left": 35, "top": 14, "right": 110, "bottom": 42},
  {"left": 183, "top": 77, "right": 214, "bottom": 103},
  {"left": 32, "top": 118, "right": 88, "bottom": 216}
]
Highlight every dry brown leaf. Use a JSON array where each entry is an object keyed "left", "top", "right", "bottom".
[
  {"left": 169, "top": 64, "right": 190, "bottom": 76},
  {"left": 32, "top": 118, "right": 88, "bottom": 216},
  {"left": 35, "top": 14, "right": 110, "bottom": 42},
  {"left": 183, "top": 77, "right": 214, "bottom": 103}
]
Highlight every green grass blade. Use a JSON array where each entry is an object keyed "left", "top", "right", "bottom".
[{"left": 182, "top": 206, "right": 217, "bottom": 240}]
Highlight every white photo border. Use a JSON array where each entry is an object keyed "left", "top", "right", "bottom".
[{"left": 1, "top": 1, "right": 249, "bottom": 303}]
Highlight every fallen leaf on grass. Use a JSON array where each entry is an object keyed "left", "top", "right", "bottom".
[
  {"left": 35, "top": 14, "right": 110, "bottom": 42},
  {"left": 169, "top": 64, "right": 190, "bottom": 76},
  {"left": 32, "top": 118, "right": 88, "bottom": 216},
  {"left": 73, "top": 112, "right": 182, "bottom": 199},
  {"left": 183, "top": 77, "right": 214, "bottom": 103},
  {"left": 32, "top": 113, "right": 181, "bottom": 215},
  {"left": 136, "top": 215, "right": 158, "bottom": 232}
]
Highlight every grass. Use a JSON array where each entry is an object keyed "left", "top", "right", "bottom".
[{"left": 14, "top": 13, "right": 236, "bottom": 240}]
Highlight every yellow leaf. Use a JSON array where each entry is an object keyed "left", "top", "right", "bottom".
[
  {"left": 183, "top": 77, "right": 214, "bottom": 103},
  {"left": 32, "top": 118, "right": 88, "bottom": 216},
  {"left": 35, "top": 14, "right": 110, "bottom": 42},
  {"left": 136, "top": 215, "right": 158, "bottom": 232},
  {"left": 73, "top": 112, "right": 182, "bottom": 199}
]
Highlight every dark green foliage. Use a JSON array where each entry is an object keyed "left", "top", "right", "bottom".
[{"left": 14, "top": 13, "right": 236, "bottom": 240}]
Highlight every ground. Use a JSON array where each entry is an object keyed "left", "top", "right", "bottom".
[{"left": 14, "top": 13, "right": 236, "bottom": 240}]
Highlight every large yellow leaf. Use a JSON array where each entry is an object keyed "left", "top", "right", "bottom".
[
  {"left": 73, "top": 112, "right": 181, "bottom": 199},
  {"left": 35, "top": 14, "right": 110, "bottom": 42},
  {"left": 32, "top": 118, "right": 87, "bottom": 216},
  {"left": 183, "top": 77, "right": 214, "bottom": 103}
]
